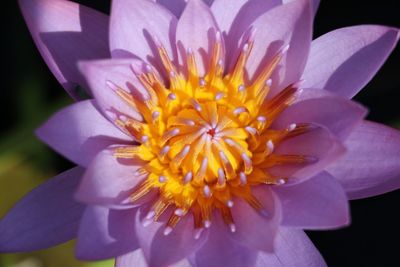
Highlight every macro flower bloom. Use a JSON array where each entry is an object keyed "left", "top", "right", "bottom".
[{"left": 1, "top": 0, "right": 399, "bottom": 266}]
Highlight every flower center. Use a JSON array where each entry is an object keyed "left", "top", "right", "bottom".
[{"left": 108, "top": 29, "right": 315, "bottom": 236}]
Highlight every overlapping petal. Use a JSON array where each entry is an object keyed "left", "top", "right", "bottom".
[
  {"left": 273, "top": 171, "right": 349, "bottom": 229},
  {"left": 245, "top": 0, "right": 313, "bottom": 95},
  {"left": 36, "top": 100, "right": 132, "bottom": 167},
  {"left": 75, "top": 148, "right": 147, "bottom": 207},
  {"left": 19, "top": 0, "right": 109, "bottom": 100},
  {"left": 302, "top": 25, "right": 400, "bottom": 98},
  {"left": 327, "top": 121, "right": 400, "bottom": 199},
  {"left": 76, "top": 206, "right": 139, "bottom": 260},
  {"left": 255, "top": 228, "right": 327, "bottom": 267},
  {"left": 230, "top": 186, "right": 281, "bottom": 252},
  {"left": 0, "top": 167, "right": 85, "bottom": 252},
  {"left": 275, "top": 96, "right": 367, "bottom": 140},
  {"left": 176, "top": 0, "right": 221, "bottom": 76},
  {"left": 135, "top": 209, "right": 208, "bottom": 267}
]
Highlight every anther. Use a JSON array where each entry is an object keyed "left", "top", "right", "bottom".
[
  {"left": 163, "top": 226, "right": 173, "bottom": 236},
  {"left": 233, "top": 106, "right": 247, "bottom": 116},
  {"left": 199, "top": 78, "right": 206, "bottom": 87},
  {"left": 215, "top": 30, "right": 222, "bottom": 43},
  {"left": 245, "top": 126, "right": 258, "bottom": 135},
  {"left": 280, "top": 44, "right": 290, "bottom": 55},
  {"left": 195, "top": 157, "right": 208, "bottom": 180},
  {"left": 218, "top": 168, "right": 226, "bottom": 185},
  {"left": 229, "top": 223, "right": 236, "bottom": 233},
  {"left": 241, "top": 153, "right": 253, "bottom": 174},
  {"left": 288, "top": 123, "right": 297, "bottom": 132},
  {"left": 106, "top": 80, "right": 119, "bottom": 91},
  {"left": 191, "top": 99, "right": 202, "bottom": 112},
  {"left": 204, "top": 220, "right": 212, "bottom": 228},
  {"left": 242, "top": 43, "right": 249, "bottom": 52},
  {"left": 174, "top": 208, "right": 185, "bottom": 217},
  {"left": 276, "top": 178, "right": 286, "bottom": 185},
  {"left": 158, "top": 175, "right": 167, "bottom": 183},
  {"left": 194, "top": 228, "right": 204, "bottom": 240},
  {"left": 168, "top": 93, "right": 177, "bottom": 100},
  {"left": 145, "top": 64, "right": 153, "bottom": 73},
  {"left": 257, "top": 116, "right": 267, "bottom": 122},
  {"left": 141, "top": 135, "right": 149, "bottom": 143},
  {"left": 146, "top": 210, "right": 155, "bottom": 220},
  {"left": 152, "top": 111, "right": 160, "bottom": 120},
  {"left": 266, "top": 78, "right": 273, "bottom": 87},
  {"left": 238, "top": 84, "right": 245, "bottom": 92},
  {"left": 239, "top": 172, "right": 247, "bottom": 185},
  {"left": 266, "top": 140, "right": 274, "bottom": 152},
  {"left": 227, "top": 200, "right": 234, "bottom": 208},
  {"left": 215, "top": 92, "right": 225, "bottom": 100},
  {"left": 183, "top": 171, "right": 193, "bottom": 184},
  {"left": 203, "top": 185, "right": 211, "bottom": 198},
  {"left": 160, "top": 145, "right": 170, "bottom": 157}
]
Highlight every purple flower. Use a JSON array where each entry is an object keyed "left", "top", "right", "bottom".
[{"left": 2, "top": 0, "right": 399, "bottom": 266}]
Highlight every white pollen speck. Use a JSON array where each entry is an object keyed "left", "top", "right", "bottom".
[
  {"left": 158, "top": 175, "right": 166, "bottom": 183},
  {"left": 163, "top": 226, "right": 173, "bottom": 236},
  {"left": 204, "top": 220, "right": 212, "bottom": 228},
  {"left": 288, "top": 123, "right": 297, "bottom": 132},
  {"left": 229, "top": 223, "right": 236, "bottom": 233}
]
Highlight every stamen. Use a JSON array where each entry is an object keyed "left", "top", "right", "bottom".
[
  {"left": 241, "top": 153, "right": 253, "bottom": 174},
  {"left": 195, "top": 157, "right": 208, "bottom": 181},
  {"left": 266, "top": 140, "right": 274, "bottom": 153},
  {"left": 218, "top": 168, "right": 226, "bottom": 185},
  {"left": 245, "top": 126, "right": 258, "bottom": 135},
  {"left": 288, "top": 123, "right": 297, "bottom": 132},
  {"left": 191, "top": 99, "right": 202, "bottom": 112},
  {"left": 229, "top": 223, "right": 236, "bottom": 233},
  {"left": 215, "top": 92, "right": 225, "bottom": 100},
  {"left": 227, "top": 200, "right": 234, "bottom": 208},
  {"left": 199, "top": 78, "right": 206, "bottom": 87},
  {"left": 152, "top": 111, "right": 160, "bottom": 120},
  {"left": 161, "top": 128, "right": 180, "bottom": 145},
  {"left": 257, "top": 116, "right": 267, "bottom": 122},
  {"left": 204, "top": 220, "right": 212, "bottom": 228},
  {"left": 276, "top": 178, "right": 286, "bottom": 185},
  {"left": 168, "top": 93, "right": 177, "bottom": 100},
  {"left": 159, "top": 145, "right": 170, "bottom": 158},
  {"left": 174, "top": 208, "right": 185, "bottom": 217},
  {"left": 194, "top": 228, "right": 204, "bottom": 240},
  {"left": 238, "top": 84, "right": 245, "bottom": 92}
]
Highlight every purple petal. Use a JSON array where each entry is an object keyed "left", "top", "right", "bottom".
[
  {"left": 110, "top": 0, "right": 177, "bottom": 74},
  {"left": 275, "top": 96, "right": 367, "bottom": 140},
  {"left": 135, "top": 208, "right": 208, "bottom": 267},
  {"left": 190, "top": 218, "right": 258, "bottom": 267},
  {"left": 269, "top": 125, "right": 346, "bottom": 183},
  {"left": 211, "top": 0, "right": 280, "bottom": 65},
  {"left": 273, "top": 171, "right": 349, "bottom": 229},
  {"left": 302, "top": 25, "right": 399, "bottom": 98},
  {"left": 156, "top": 0, "right": 214, "bottom": 18},
  {"left": 76, "top": 206, "right": 139, "bottom": 260},
  {"left": 229, "top": 186, "right": 281, "bottom": 252},
  {"left": 255, "top": 227, "right": 327, "bottom": 267},
  {"left": 176, "top": 0, "right": 221, "bottom": 76},
  {"left": 282, "top": 0, "right": 320, "bottom": 16},
  {"left": 115, "top": 249, "right": 148, "bottom": 267},
  {"left": 0, "top": 167, "right": 85, "bottom": 252},
  {"left": 36, "top": 100, "right": 132, "bottom": 167},
  {"left": 75, "top": 148, "right": 146, "bottom": 208},
  {"left": 327, "top": 121, "right": 400, "bottom": 200},
  {"left": 78, "top": 59, "right": 145, "bottom": 122},
  {"left": 19, "top": 0, "right": 109, "bottom": 100},
  {"left": 245, "top": 0, "right": 313, "bottom": 95}
]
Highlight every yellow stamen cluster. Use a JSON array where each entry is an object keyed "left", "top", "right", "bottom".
[{"left": 109, "top": 30, "right": 314, "bottom": 235}]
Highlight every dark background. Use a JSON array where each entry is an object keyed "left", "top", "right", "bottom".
[{"left": 1, "top": 0, "right": 399, "bottom": 266}]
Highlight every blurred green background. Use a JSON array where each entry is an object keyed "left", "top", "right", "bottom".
[{"left": 1, "top": 0, "right": 399, "bottom": 267}]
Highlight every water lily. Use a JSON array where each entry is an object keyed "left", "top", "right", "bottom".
[{"left": 2, "top": 0, "right": 399, "bottom": 266}]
